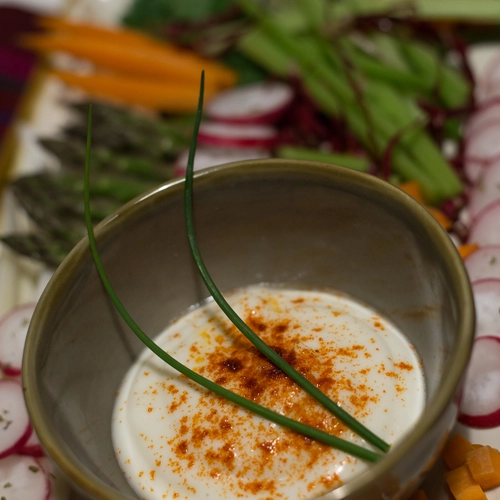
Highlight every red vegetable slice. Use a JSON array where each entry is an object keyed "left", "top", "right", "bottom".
[
  {"left": 0, "top": 380, "right": 32, "bottom": 459},
  {"left": 468, "top": 160, "right": 500, "bottom": 218},
  {"left": 0, "top": 455, "right": 50, "bottom": 500},
  {"left": 472, "top": 279, "right": 500, "bottom": 339},
  {"left": 468, "top": 199, "right": 500, "bottom": 246},
  {"left": 465, "top": 120, "right": 500, "bottom": 172},
  {"left": 175, "top": 146, "right": 271, "bottom": 176},
  {"left": 0, "top": 303, "right": 36, "bottom": 376},
  {"left": 205, "top": 81, "right": 294, "bottom": 125},
  {"left": 39, "top": 456, "right": 70, "bottom": 500},
  {"left": 18, "top": 428, "right": 44, "bottom": 458},
  {"left": 465, "top": 245, "right": 500, "bottom": 282},
  {"left": 197, "top": 122, "right": 279, "bottom": 149},
  {"left": 458, "top": 336, "right": 500, "bottom": 428}
]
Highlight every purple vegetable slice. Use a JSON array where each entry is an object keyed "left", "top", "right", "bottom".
[
  {"left": 458, "top": 336, "right": 500, "bottom": 428},
  {"left": 0, "top": 380, "right": 32, "bottom": 459},
  {"left": 0, "top": 303, "right": 36, "bottom": 376},
  {"left": 205, "top": 81, "right": 294, "bottom": 125},
  {"left": 0, "top": 454, "right": 50, "bottom": 500}
]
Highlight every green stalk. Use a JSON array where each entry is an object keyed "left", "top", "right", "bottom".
[
  {"left": 84, "top": 102, "right": 384, "bottom": 462},
  {"left": 276, "top": 146, "right": 370, "bottom": 171},
  {"left": 184, "top": 73, "right": 389, "bottom": 454}
]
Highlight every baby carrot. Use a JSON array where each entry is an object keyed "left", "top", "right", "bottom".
[{"left": 50, "top": 70, "right": 219, "bottom": 112}]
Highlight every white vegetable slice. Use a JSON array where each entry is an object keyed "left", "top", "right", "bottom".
[
  {"left": 0, "top": 303, "right": 36, "bottom": 376},
  {"left": 464, "top": 120, "right": 500, "bottom": 171},
  {"left": 464, "top": 245, "right": 500, "bottom": 282},
  {"left": 197, "top": 122, "right": 279, "bottom": 149},
  {"left": 39, "top": 457, "right": 70, "bottom": 500},
  {"left": 458, "top": 336, "right": 500, "bottom": 428},
  {"left": 175, "top": 146, "right": 271, "bottom": 176},
  {"left": 205, "top": 81, "right": 294, "bottom": 125},
  {"left": 0, "top": 454, "right": 50, "bottom": 500},
  {"left": 472, "top": 279, "right": 500, "bottom": 339},
  {"left": 468, "top": 159, "right": 500, "bottom": 218},
  {"left": 468, "top": 199, "right": 500, "bottom": 246},
  {"left": 0, "top": 380, "right": 32, "bottom": 459},
  {"left": 465, "top": 100, "right": 500, "bottom": 138}
]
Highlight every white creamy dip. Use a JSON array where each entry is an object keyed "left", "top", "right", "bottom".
[{"left": 112, "top": 286, "right": 425, "bottom": 500}]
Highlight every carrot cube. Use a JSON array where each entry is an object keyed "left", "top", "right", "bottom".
[
  {"left": 442, "top": 434, "right": 475, "bottom": 469},
  {"left": 466, "top": 445, "right": 500, "bottom": 490},
  {"left": 445, "top": 465, "right": 487, "bottom": 500},
  {"left": 408, "top": 489, "right": 429, "bottom": 500}
]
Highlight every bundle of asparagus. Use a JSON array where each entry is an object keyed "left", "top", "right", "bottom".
[{"left": 1, "top": 102, "right": 192, "bottom": 267}]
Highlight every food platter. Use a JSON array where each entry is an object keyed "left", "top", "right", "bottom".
[{"left": 2, "top": 0, "right": 500, "bottom": 498}]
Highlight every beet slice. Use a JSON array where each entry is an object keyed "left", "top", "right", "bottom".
[
  {"left": 465, "top": 245, "right": 500, "bottom": 282},
  {"left": 197, "top": 122, "right": 279, "bottom": 149},
  {"left": 0, "top": 454, "right": 50, "bottom": 500},
  {"left": 0, "top": 380, "right": 32, "bottom": 459},
  {"left": 458, "top": 336, "right": 500, "bottom": 428},
  {"left": 468, "top": 199, "right": 500, "bottom": 246},
  {"left": 205, "top": 81, "right": 294, "bottom": 125},
  {"left": 472, "top": 279, "right": 500, "bottom": 339},
  {"left": 0, "top": 302, "right": 36, "bottom": 376}
]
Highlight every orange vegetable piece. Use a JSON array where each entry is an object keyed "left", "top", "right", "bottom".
[
  {"left": 398, "top": 181, "right": 426, "bottom": 204},
  {"left": 408, "top": 489, "right": 429, "bottom": 500},
  {"left": 466, "top": 445, "right": 500, "bottom": 490},
  {"left": 50, "top": 70, "right": 218, "bottom": 112},
  {"left": 426, "top": 206, "right": 453, "bottom": 230},
  {"left": 445, "top": 465, "right": 487, "bottom": 500},
  {"left": 442, "top": 433, "right": 474, "bottom": 469},
  {"left": 458, "top": 244, "right": 479, "bottom": 260}
]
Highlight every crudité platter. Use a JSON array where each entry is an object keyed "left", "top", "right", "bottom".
[{"left": 2, "top": 0, "right": 500, "bottom": 498}]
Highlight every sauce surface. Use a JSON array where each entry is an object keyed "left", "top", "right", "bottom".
[{"left": 112, "top": 286, "right": 425, "bottom": 500}]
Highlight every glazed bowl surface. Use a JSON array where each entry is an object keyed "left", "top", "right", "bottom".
[{"left": 23, "top": 159, "right": 475, "bottom": 500}]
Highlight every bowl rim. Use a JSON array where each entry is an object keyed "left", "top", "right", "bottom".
[{"left": 22, "top": 158, "right": 475, "bottom": 499}]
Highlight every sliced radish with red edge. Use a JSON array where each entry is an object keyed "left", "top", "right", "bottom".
[
  {"left": 205, "top": 81, "right": 294, "bottom": 125},
  {"left": 0, "top": 380, "right": 32, "bottom": 458},
  {"left": 468, "top": 199, "right": 500, "bottom": 246},
  {"left": 175, "top": 146, "right": 271, "bottom": 176},
  {"left": 472, "top": 279, "right": 500, "bottom": 339},
  {"left": 39, "top": 456, "right": 70, "bottom": 500},
  {"left": 197, "top": 122, "right": 279, "bottom": 149},
  {"left": 458, "top": 335, "right": 500, "bottom": 428},
  {"left": 468, "top": 159, "right": 500, "bottom": 218},
  {"left": 18, "top": 428, "right": 44, "bottom": 458},
  {"left": 465, "top": 120, "right": 500, "bottom": 168},
  {"left": 0, "top": 454, "right": 50, "bottom": 500},
  {"left": 465, "top": 100, "right": 500, "bottom": 139},
  {"left": 0, "top": 302, "right": 36, "bottom": 376},
  {"left": 465, "top": 245, "right": 500, "bottom": 282}
]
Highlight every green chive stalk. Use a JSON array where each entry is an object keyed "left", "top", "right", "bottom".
[
  {"left": 184, "top": 73, "right": 390, "bottom": 454},
  {"left": 84, "top": 98, "right": 383, "bottom": 462}
]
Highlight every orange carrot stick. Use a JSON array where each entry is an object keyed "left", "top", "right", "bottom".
[
  {"left": 50, "top": 70, "right": 218, "bottom": 112},
  {"left": 37, "top": 15, "right": 163, "bottom": 49},
  {"left": 20, "top": 33, "right": 237, "bottom": 89},
  {"left": 457, "top": 244, "right": 479, "bottom": 260}
]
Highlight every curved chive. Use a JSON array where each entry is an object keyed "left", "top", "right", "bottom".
[
  {"left": 185, "top": 72, "right": 390, "bottom": 454},
  {"left": 83, "top": 104, "right": 381, "bottom": 463}
]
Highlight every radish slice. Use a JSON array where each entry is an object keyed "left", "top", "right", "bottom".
[
  {"left": 465, "top": 100, "right": 500, "bottom": 139},
  {"left": 464, "top": 158, "right": 487, "bottom": 184},
  {"left": 481, "top": 53, "right": 500, "bottom": 102},
  {"left": 205, "top": 81, "right": 294, "bottom": 125},
  {"left": 472, "top": 279, "right": 500, "bottom": 339},
  {"left": 0, "top": 455, "right": 50, "bottom": 500},
  {"left": 465, "top": 120, "right": 500, "bottom": 168},
  {"left": 468, "top": 199, "right": 500, "bottom": 246},
  {"left": 197, "top": 122, "right": 279, "bottom": 149},
  {"left": 0, "top": 380, "right": 32, "bottom": 458},
  {"left": 465, "top": 245, "right": 500, "bottom": 282},
  {"left": 175, "top": 146, "right": 271, "bottom": 176},
  {"left": 18, "top": 428, "right": 44, "bottom": 458},
  {"left": 39, "top": 457, "right": 70, "bottom": 500},
  {"left": 0, "top": 303, "right": 36, "bottom": 376},
  {"left": 468, "top": 159, "right": 500, "bottom": 218},
  {"left": 458, "top": 336, "right": 500, "bottom": 428}
]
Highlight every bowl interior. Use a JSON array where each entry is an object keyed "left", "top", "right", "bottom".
[{"left": 24, "top": 160, "right": 474, "bottom": 499}]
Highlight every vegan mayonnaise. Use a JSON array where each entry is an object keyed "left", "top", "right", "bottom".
[{"left": 112, "top": 286, "right": 425, "bottom": 500}]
